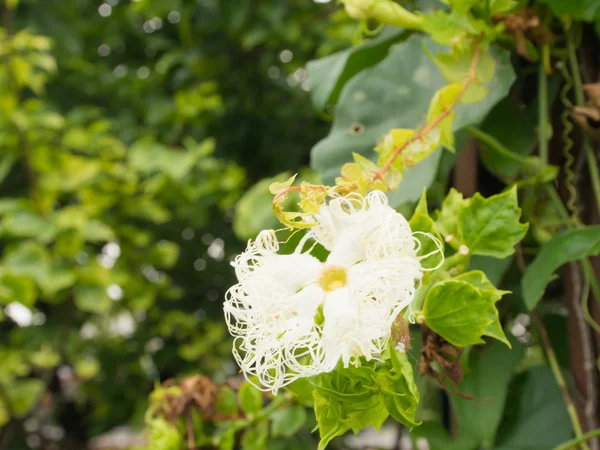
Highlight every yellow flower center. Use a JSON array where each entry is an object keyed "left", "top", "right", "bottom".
[{"left": 318, "top": 266, "right": 348, "bottom": 292}]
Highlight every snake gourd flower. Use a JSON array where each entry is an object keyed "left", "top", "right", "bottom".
[{"left": 224, "top": 191, "right": 442, "bottom": 394}]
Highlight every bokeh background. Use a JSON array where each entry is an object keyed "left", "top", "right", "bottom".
[{"left": 0, "top": 0, "right": 350, "bottom": 448}]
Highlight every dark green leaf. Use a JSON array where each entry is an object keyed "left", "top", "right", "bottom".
[
  {"left": 307, "top": 28, "right": 410, "bottom": 111},
  {"left": 522, "top": 226, "right": 600, "bottom": 310},
  {"left": 538, "top": 0, "right": 600, "bottom": 21},
  {"left": 494, "top": 367, "right": 572, "bottom": 450},
  {"left": 451, "top": 337, "right": 523, "bottom": 448},
  {"left": 311, "top": 36, "right": 515, "bottom": 206}
]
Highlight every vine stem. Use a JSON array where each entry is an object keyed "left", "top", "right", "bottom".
[
  {"left": 534, "top": 313, "right": 590, "bottom": 450},
  {"left": 555, "top": 429, "right": 600, "bottom": 450},
  {"left": 566, "top": 28, "right": 600, "bottom": 215},
  {"left": 372, "top": 39, "right": 482, "bottom": 182},
  {"left": 539, "top": 51, "right": 549, "bottom": 166},
  {"left": 537, "top": 44, "right": 594, "bottom": 449}
]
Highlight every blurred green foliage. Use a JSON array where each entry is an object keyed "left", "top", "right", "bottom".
[{"left": 0, "top": 0, "right": 352, "bottom": 448}]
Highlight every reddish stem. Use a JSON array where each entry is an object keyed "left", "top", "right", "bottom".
[{"left": 372, "top": 40, "right": 483, "bottom": 183}]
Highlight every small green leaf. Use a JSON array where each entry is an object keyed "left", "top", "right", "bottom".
[
  {"left": 409, "top": 190, "right": 444, "bottom": 269},
  {"left": 427, "top": 83, "right": 462, "bottom": 151},
  {"left": 238, "top": 382, "right": 263, "bottom": 415},
  {"left": 270, "top": 405, "right": 307, "bottom": 438},
  {"left": 0, "top": 273, "right": 37, "bottom": 307},
  {"left": 436, "top": 186, "right": 528, "bottom": 258},
  {"left": 435, "top": 188, "right": 463, "bottom": 241},
  {"left": 3, "top": 241, "right": 51, "bottom": 281},
  {"left": 313, "top": 366, "right": 389, "bottom": 450},
  {"left": 150, "top": 240, "right": 180, "bottom": 269},
  {"left": 455, "top": 270, "right": 510, "bottom": 347},
  {"left": 74, "top": 284, "right": 111, "bottom": 314},
  {"left": 241, "top": 419, "right": 268, "bottom": 450},
  {"left": 0, "top": 398, "right": 8, "bottom": 427},
  {"left": 379, "top": 345, "right": 420, "bottom": 429},
  {"left": 75, "top": 358, "right": 101, "bottom": 380},
  {"left": 215, "top": 386, "right": 238, "bottom": 416},
  {"left": 218, "top": 430, "right": 235, "bottom": 450},
  {"left": 522, "top": 227, "right": 600, "bottom": 310},
  {"left": 8, "top": 379, "right": 44, "bottom": 417},
  {"left": 269, "top": 174, "right": 297, "bottom": 195},
  {"left": 423, "top": 276, "right": 508, "bottom": 347}
]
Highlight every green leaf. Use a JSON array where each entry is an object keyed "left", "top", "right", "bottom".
[
  {"left": 409, "top": 421, "right": 477, "bottom": 450},
  {"left": 8, "top": 379, "right": 44, "bottom": 417},
  {"left": 311, "top": 35, "right": 514, "bottom": 206},
  {"left": 215, "top": 386, "right": 238, "bottom": 416},
  {"left": 307, "top": 28, "right": 410, "bottom": 111},
  {"left": 241, "top": 419, "right": 269, "bottom": 450},
  {"left": 494, "top": 367, "right": 572, "bottom": 450},
  {"left": 75, "top": 358, "right": 100, "bottom": 380},
  {"left": 430, "top": 42, "right": 495, "bottom": 103},
  {"left": 469, "top": 255, "right": 513, "bottom": 287},
  {"left": 38, "top": 268, "right": 76, "bottom": 297},
  {"left": 270, "top": 405, "right": 307, "bottom": 438},
  {"left": 238, "top": 382, "right": 263, "bottom": 415},
  {"left": 150, "top": 240, "right": 180, "bottom": 269},
  {"left": 0, "top": 210, "right": 50, "bottom": 239},
  {"left": 455, "top": 270, "right": 510, "bottom": 346},
  {"left": 379, "top": 346, "right": 420, "bottom": 429},
  {"left": 313, "top": 366, "right": 388, "bottom": 450},
  {"left": 284, "top": 378, "right": 314, "bottom": 406},
  {"left": 423, "top": 275, "right": 508, "bottom": 347},
  {"left": 451, "top": 337, "right": 523, "bottom": 448},
  {"left": 436, "top": 186, "right": 528, "bottom": 258},
  {"left": 522, "top": 227, "right": 600, "bottom": 310},
  {"left": 409, "top": 190, "right": 444, "bottom": 269},
  {"left": 74, "top": 284, "right": 112, "bottom": 313},
  {"left": 0, "top": 273, "right": 37, "bottom": 307},
  {"left": 218, "top": 430, "right": 235, "bottom": 450},
  {"left": 234, "top": 172, "right": 293, "bottom": 240},
  {"left": 3, "top": 241, "right": 51, "bottom": 281},
  {"left": 0, "top": 398, "right": 8, "bottom": 427},
  {"left": 538, "top": 0, "right": 600, "bottom": 21},
  {"left": 427, "top": 83, "right": 462, "bottom": 151}
]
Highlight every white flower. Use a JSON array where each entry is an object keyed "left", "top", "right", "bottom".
[{"left": 224, "top": 191, "right": 441, "bottom": 394}]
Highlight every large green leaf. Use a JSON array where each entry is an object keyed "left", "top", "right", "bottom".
[
  {"left": 494, "top": 367, "right": 572, "bottom": 450},
  {"left": 522, "top": 226, "right": 600, "bottom": 310},
  {"left": 310, "top": 35, "right": 515, "bottom": 205},
  {"left": 0, "top": 274, "right": 37, "bottom": 307},
  {"left": 451, "top": 337, "right": 523, "bottom": 448},
  {"left": 306, "top": 28, "right": 410, "bottom": 112}
]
